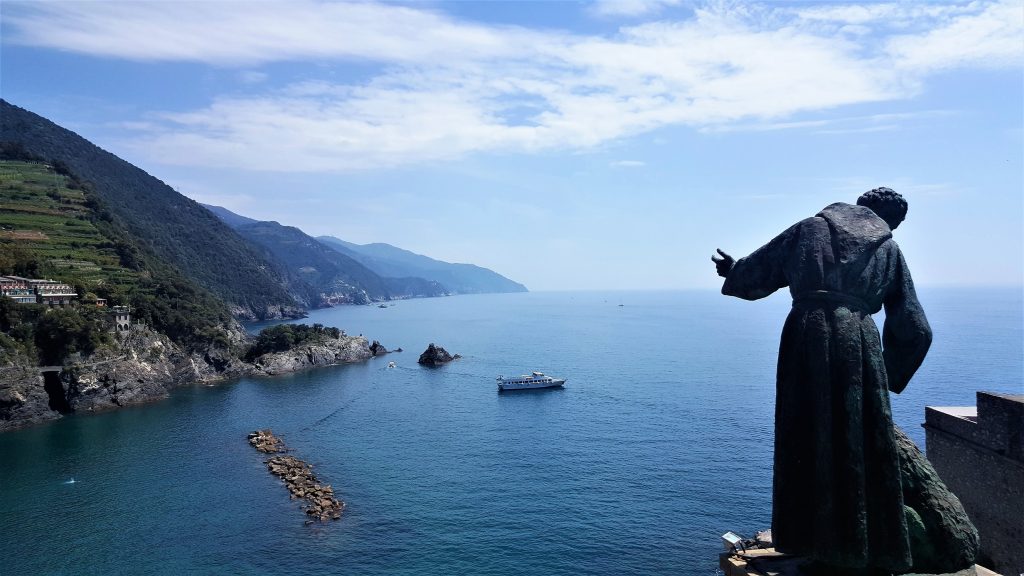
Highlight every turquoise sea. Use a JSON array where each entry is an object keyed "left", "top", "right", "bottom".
[{"left": 1, "top": 288, "right": 1021, "bottom": 575}]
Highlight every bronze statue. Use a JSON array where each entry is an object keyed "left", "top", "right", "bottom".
[{"left": 713, "top": 189, "right": 975, "bottom": 573}]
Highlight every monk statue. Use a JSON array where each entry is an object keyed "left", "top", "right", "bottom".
[{"left": 713, "top": 188, "right": 978, "bottom": 574}]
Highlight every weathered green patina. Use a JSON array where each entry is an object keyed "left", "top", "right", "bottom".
[{"left": 714, "top": 188, "right": 978, "bottom": 574}]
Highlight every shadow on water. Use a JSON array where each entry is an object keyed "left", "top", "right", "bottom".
[{"left": 496, "top": 386, "right": 567, "bottom": 397}]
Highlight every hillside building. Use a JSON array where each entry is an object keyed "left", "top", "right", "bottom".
[
  {"left": 0, "top": 276, "right": 37, "bottom": 304},
  {"left": 0, "top": 276, "right": 79, "bottom": 306},
  {"left": 112, "top": 306, "right": 131, "bottom": 335},
  {"left": 34, "top": 281, "right": 78, "bottom": 307}
]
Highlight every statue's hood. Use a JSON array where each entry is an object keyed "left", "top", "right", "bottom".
[{"left": 816, "top": 202, "right": 892, "bottom": 266}]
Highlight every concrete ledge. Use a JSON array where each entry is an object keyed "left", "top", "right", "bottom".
[{"left": 719, "top": 551, "right": 1002, "bottom": 576}]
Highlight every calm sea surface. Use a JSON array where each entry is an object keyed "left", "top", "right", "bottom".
[{"left": 1, "top": 288, "right": 1020, "bottom": 575}]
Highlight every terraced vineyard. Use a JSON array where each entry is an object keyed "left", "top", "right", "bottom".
[{"left": 0, "top": 159, "right": 139, "bottom": 294}]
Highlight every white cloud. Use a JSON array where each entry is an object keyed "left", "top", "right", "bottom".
[
  {"left": 589, "top": 0, "right": 683, "bottom": 18},
  {"left": 5, "top": 1, "right": 1021, "bottom": 172},
  {"left": 706, "top": 110, "right": 956, "bottom": 133},
  {"left": 791, "top": 3, "right": 978, "bottom": 26},
  {"left": 3, "top": 1, "right": 535, "bottom": 65},
  {"left": 238, "top": 71, "right": 268, "bottom": 84},
  {"left": 886, "top": 1, "right": 1024, "bottom": 72},
  {"left": 610, "top": 160, "right": 646, "bottom": 167}
]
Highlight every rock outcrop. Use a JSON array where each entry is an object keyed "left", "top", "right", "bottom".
[
  {"left": 895, "top": 425, "right": 979, "bottom": 573},
  {"left": 369, "top": 340, "right": 388, "bottom": 357},
  {"left": 417, "top": 343, "right": 460, "bottom": 366},
  {"left": 0, "top": 363, "right": 55, "bottom": 430},
  {"left": 247, "top": 429, "right": 345, "bottom": 523},
  {"left": 227, "top": 304, "right": 307, "bottom": 323},
  {"left": 250, "top": 335, "right": 373, "bottom": 376}
]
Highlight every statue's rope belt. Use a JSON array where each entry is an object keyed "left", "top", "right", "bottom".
[{"left": 793, "top": 290, "right": 871, "bottom": 313}]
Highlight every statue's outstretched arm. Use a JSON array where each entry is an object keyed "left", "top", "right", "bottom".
[
  {"left": 719, "top": 221, "right": 800, "bottom": 301},
  {"left": 711, "top": 248, "right": 735, "bottom": 278}
]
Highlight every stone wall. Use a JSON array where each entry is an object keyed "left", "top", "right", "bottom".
[{"left": 925, "top": 391, "right": 1024, "bottom": 576}]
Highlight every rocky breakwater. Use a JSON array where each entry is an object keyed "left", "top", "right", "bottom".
[
  {"left": 417, "top": 343, "right": 461, "bottom": 366},
  {"left": 248, "top": 429, "right": 345, "bottom": 523},
  {"left": 251, "top": 334, "right": 373, "bottom": 376}
]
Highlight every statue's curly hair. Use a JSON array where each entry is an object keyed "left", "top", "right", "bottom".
[{"left": 857, "top": 187, "right": 907, "bottom": 227}]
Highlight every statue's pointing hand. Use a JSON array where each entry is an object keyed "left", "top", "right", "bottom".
[{"left": 712, "top": 248, "right": 735, "bottom": 278}]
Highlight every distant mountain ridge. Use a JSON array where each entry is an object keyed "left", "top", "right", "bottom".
[
  {"left": 225, "top": 218, "right": 449, "bottom": 304},
  {"left": 204, "top": 204, "right": 258, "bottom": 228},
  {"left": 202, "top": 204, "right": 527, "bottom": 295},
  {"left": 318, "top": 236, "right": 528, "bottom": 295}
]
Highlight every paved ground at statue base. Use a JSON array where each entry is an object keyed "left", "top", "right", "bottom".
[{"left": 719, "top": 549, "right": 1002, "bottom": 576}]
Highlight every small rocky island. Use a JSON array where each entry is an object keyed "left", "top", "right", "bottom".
[
  {"left": 417, "top": 343, "right": 461, "bottom": 366},
  {"left": 369, "top": 340, "right": 388, "bottom": 356},
  {"left": 248, "top": 429, "right": 344, "bottom": 523}
]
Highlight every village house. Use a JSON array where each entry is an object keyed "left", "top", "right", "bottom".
[
  {"left": 0, "top": 276, "right": 79, "bottom": 306},
  {"left": 0, "top": 276, "right": 37, "bottom": 305},
  {"left": 112, "top": 305, "right": 131, "bottom": 335}
]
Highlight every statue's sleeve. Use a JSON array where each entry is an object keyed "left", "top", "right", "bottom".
[
  {"left": 720, "top": 221, "right": 799, "bottom": 301},
  {"left": 882, "top": 244, "right": 932, "bottom": 394}
]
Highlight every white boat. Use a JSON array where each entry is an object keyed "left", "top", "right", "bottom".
[{"left": 496, "top": 372, "right": 566, "bottom": 391}]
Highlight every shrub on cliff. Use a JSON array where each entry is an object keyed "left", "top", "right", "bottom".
[
  {"left": 0, "top": 297, "right": 41, "bottom": 360},
  {"left": 245, "top": 323, "right": 342, "bottom": 361},
  {"left": 33, "top": 307, "right": 112, "bottom": 365}
]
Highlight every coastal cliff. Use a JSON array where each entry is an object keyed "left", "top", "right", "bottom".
[
  {"left": 0, "top": 363, "right": 53, "bottom": 429},
  {"left": 0, "top": 327, "right": 377, "bottom": 432}
]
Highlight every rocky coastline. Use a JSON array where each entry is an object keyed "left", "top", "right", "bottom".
[
  {"left": 248, "top": 429, "right": 345, "bottom": 523},
  {"left": 0, "top": 326, "right": 378, "bottom": 433}
]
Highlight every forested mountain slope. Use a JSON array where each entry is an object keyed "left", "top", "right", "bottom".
[{"left": 0, "top": 100, "right": 300, "bottom": 320}]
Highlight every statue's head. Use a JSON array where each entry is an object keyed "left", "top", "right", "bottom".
[{"left": 857, "top": 187, "right": 907, "bottom": 230}]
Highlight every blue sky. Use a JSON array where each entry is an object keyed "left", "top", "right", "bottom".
[{"left": 2, "top": 1, "right": 1021, "bottom": 291}]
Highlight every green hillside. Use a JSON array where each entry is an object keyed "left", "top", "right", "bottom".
[
  {"left": 0, "top": 100, "right": 300, "bottom": 320},
  {"left": 0, "top": 156, "right": 232, "bottom": 351},
  {"left": 0, "top": 159, "right": 138, "bottom": 291}
]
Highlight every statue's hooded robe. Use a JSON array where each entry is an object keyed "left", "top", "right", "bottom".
[{"left": 722, "top": 202, "right": 931, "bottom": 571}]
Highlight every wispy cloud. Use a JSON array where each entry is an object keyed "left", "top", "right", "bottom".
[
  {"left": 238, "top": 71, "right": 268, "bottom": 85},
  {"left": 4, "top": 1, "right": 1020, "bottom": 172},
  {"left": 812, "top": 177, "right": 962, "bottom": 199},
  {"left": 815, "top": 124, "right": 899, "bottom": 135},
  {"left": 610, "top": 160, "right": 646, "bottom": 167},
  {"left": 589, "top": 0, "right": 684, "bottom": 18},
  {"left": 706, "top": 109, "right": 957, "bottom": 133}
]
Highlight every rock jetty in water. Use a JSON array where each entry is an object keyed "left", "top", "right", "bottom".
[
  {"left": 247, "top": 429, "right": 345, "bottom": 523},
  {"left": 417, "top": 343, "right": 461, "bottom": 366}
]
